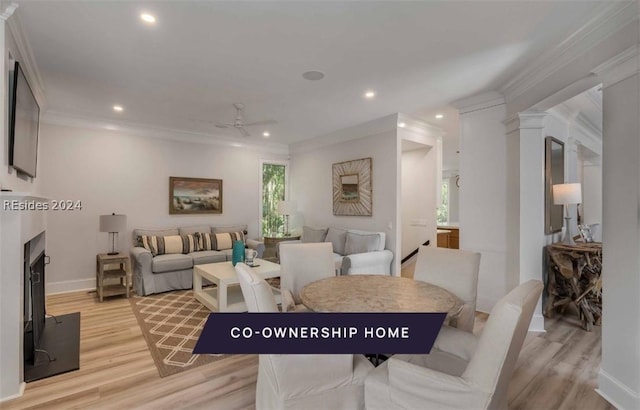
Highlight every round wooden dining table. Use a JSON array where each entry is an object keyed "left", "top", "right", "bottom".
[{"left": 300, "top": 275, "right": 463, "bottom": 316}]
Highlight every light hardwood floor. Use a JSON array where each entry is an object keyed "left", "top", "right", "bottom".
[{"left": 2, "top": 287, "right": 613, "bottom": 410}]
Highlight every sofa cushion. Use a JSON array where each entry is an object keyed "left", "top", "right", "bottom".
[
  {"left": 152, "top": 254, "right": 193, "bottom": 273},
  {"left": 133, "top": 228, "right": 179, "bottom": 246},
  {"left": 190, "top": 250, "right": 226, "bottom": 265},
  {"left": 200, "top": 232, "right": 244, "bottom": 251},
  {"left": 325, "top": 227, "right": 347, "bottom": 255},
  {"left": 179, "top": 225, "right": 212, "bottom": 236},
  {"left": 220, "top": 248, "right": 233, "bottom": 261},
  {"left": 302, "top": 226, "right": 328, "bottom": 243},
  {"left": 344, "top": 231, "right": 381, "bottom": 255},
  {"left": 140, "top": 234, "right": 198, "bottom": 256}
]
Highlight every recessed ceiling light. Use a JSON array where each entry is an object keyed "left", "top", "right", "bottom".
[
  {"left": 113, "top": 105, "right": 123, "bottom": 112},
  {"left": 263, "top": 131, "right": 270, "bottom": 137},
  {"left": 398, "top": 122, "right": 406, "bottom": 128},
  {"left": 364, "top": 91, "right": 376, "bottom": 99},
  {"left": 140, "top": 13, "right": 156, "bottom": 24},
  {"left": 435, "top": 114, "right": 444, "bottom": 119},
  {"left": 302, "top": 71, "right": 325, "bottom": 81}
]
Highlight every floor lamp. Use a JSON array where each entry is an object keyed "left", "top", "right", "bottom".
[
  {"left": 553, "top": 183, "right": 582, "bottom": 246},
  {"left": 277, "top": 200, "right": 296, "bottom": 236},
  {"left": 99, "top": 213, "right": 127, "bottom": 255}
]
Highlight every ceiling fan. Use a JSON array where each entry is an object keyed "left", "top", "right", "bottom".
[{"left": 214, "top": 103, "right": 276, "bottom": 137}]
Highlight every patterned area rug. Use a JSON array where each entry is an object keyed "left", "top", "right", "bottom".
[{"left": 130, "top": 289, "right": 229, "bottom": 377}]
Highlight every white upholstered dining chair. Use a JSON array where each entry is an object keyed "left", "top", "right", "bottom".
[
  {"left": 414, "top": 246, "right": 481, "bottom": 332},
  {"left": 279, "top": 242, "right": 335, "bottom": 311},
  {"left": 364, "top": 280, "right": 543, "bottom": 410},
  {"left": 234, "top": 263, "right": 374, "bottom": 410}
]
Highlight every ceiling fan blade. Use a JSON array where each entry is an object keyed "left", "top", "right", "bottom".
[
  {"left": 214, "top": 122, "right": 232, "bottom": 128},
  {"left": 238, "top": 127, "right": 251, "bottom": 137},
  {"left": 243, "top": 119, "right": 277, "bottom": 127}
]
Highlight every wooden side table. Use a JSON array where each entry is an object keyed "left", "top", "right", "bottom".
[
  {"left": 96, "top": 253, "right": 131, "bottom": 302},
  {"left": 262, "top": 234, "right": 302, "bottom": 262},
  {"left": 544, "top": 242, "right": 602, "bottom": 331}
]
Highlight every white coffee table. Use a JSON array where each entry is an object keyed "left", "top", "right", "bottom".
[{"left": 193, "top": 259, "right": 281, "bottom": 312}]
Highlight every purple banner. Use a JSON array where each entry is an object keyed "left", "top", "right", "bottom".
[{"left": 193, "top": 313, "right": 446, "bottom": 354}]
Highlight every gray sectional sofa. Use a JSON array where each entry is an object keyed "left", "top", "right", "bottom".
[{"left": 131, "top": 224, "right": 264, "bottom": 296}]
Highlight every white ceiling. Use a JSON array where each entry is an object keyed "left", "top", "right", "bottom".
[{"left": 15, "top": 1, "right": 604, "bottom": 147}]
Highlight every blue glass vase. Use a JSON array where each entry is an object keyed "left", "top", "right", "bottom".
[{"left": 232, "top": 240, "right": 245, "bottom": 266}]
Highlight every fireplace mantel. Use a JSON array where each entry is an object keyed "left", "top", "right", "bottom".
[{"left": 0, "top": 193, "right": 48, "bottom": 401}]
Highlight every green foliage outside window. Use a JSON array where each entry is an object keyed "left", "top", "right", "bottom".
[
  {"left": 262, "top": 163, "right": 286, "bottom": 236},
  {"left": 437, "top": 180, "right": 449, "bottom": 225}
]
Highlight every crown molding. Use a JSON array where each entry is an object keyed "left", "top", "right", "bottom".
[
  {"left": 6, "top": 7, "right": 47, "bottom": 110},
  {"left": 41, "top": 110, "right": 289, "bottom": 155},
  {"left": 592, "top": 45, "right": 640, "bottom": 88},
  {"left": 0, "top": 2, "right": 17, "bottom": 21},
  {"left": 500, "top": 1, "right": 638, "bottom": 102},
  {"left": 451, "top": 91, "right": 504, "bottom": 115},
  {"left": 505, "top": 111, "right": 547, "bottom": 134}
]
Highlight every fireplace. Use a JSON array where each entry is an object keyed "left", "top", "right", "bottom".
[{"left": 23, "top": 237, "right": 46, "bottom": 366}]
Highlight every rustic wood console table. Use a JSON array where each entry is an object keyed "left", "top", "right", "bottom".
[{"left": 544, "top": 242, "right": 602, "bottom": 331}]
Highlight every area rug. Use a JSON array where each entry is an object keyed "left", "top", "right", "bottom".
[{"left": 130, "top": 289, "right": 229, "bottom": 377}]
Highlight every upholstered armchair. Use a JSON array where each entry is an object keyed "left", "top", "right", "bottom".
[
  {"left": 413, "top": 246, "right": 481, "bottom": 332},
  {"left": 278, "top": 242, "right": 335, "bottom": 311},
  {"left": 364, "top": 280, "right": 543, "bottom": 410},
  {"left": 234, "top": 263, "right": 374, "bottom": 410}
]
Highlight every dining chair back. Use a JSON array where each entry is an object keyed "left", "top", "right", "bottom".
[
  {"left": 414, "top": 246, "right": 480, "bottom": 332},
  {"left": 279, "top": 242, "right": 335, "bottom": 304},
  {"left": 235, "top": 262, "right": 278, "bottom": 313}
]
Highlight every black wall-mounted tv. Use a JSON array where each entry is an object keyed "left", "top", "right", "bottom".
[{"left": 9, "top": 61, "right": 40, "bottom": 178}]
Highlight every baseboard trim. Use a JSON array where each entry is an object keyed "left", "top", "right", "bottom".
[
  {"left": 597, "top": 369, "right": 640, "bottom": 410},
  {"left": 528, "top": 313, "right": 546, "bottom": 333},
  {"left": 46, "top": 278, "right": 95, "bottom": 295},
  {"left": 0, "top": 382, "right": 25, "bottom": 403}
]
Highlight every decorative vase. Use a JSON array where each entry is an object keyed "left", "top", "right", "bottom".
[{"left": 232, "top": 240, "right": 245, "bottom": 266}]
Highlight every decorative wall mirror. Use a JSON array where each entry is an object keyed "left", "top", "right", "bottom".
[{"left": 545, "top": 136, "right": 565, "bottom": 234}]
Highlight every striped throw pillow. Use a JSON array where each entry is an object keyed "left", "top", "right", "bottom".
[
  {"left": 139, "top": 234, "right": 197, "bottom": 256},
  {"left": 199, "top": 231, "right": 244, "bottom": 251}
]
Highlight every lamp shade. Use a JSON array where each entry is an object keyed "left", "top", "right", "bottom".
[
  {"left": 553, "top": 183, "right": 582, "bottom": 205},
  {"left": 277, "top": 200, "right": 297, "bottom": 216},
  {"left": 99, "top": 214, "right": 127, "bottom": 233}
]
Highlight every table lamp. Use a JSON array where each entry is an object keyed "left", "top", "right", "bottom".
[
  {"left": 552, "top": 183, "right": 582, "bottom": 246},
  {"left": 277, "top": 200, "right": 297, "bottom": 236},
  {"left": 100, "top": 213, "right": 127, "bottom": 255}
]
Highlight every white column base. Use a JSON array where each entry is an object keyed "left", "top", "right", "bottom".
[{"left": 597, "top": 369, "right": 640, "bottom": 410}]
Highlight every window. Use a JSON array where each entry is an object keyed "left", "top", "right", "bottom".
[
  {"left": 261, "top": 161, "right": 288, "bottom": 236},
  {"left": 437, "top": 179, "right": 449, "bottom": 225}
]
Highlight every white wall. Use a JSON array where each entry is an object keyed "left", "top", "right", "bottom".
[
  {"left": 400, "top": 146, "right": 435, "bottom": 258},
  {"left": 37, "top": 122, "right": 287, "bottom": 293},
  {"left": 457, "top": 100, "right": 509, "bottom": 312},
  {"left": 597, "top": 48, "right": 640, "bottom": 410},
  {"left": 289, "top": 123, "right": 398, "bottom": 274}
]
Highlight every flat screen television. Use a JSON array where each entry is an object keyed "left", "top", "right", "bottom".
[{"left": 9, "top": 61, "right": 40, "bottom": 178}]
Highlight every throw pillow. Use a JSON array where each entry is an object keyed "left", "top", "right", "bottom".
[
  {"left": 139, "top": 234, "right": 198, "bottom": 256},
  {"left": 325, "top": 227, "right": 347, "bottom": 255},
  {"left": 302, "top": 226, "right": 328, "bottom": 243},
  {"left": 200, "top": 231, "right": 245, "bottom": 251},
  {"left": 344, "top": 232, "right": 381, "bottom": 255}
]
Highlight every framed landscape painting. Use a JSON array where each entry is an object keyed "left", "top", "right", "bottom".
[
  {"left": 169, "top": 177, "right": 222, "bottom": 214},
  {"left": 332, "top": 157, "right": 372, "bottom": 216}
]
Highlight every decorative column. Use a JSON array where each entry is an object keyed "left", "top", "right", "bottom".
[{"left": 505, "top": 112, "right": 548, "bottom": 332}]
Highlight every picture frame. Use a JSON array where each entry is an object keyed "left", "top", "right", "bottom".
[
  {"left": 545, "top": 136, "right": 565, "bottom": 234},
  {"left": 332, "top": 157, "right": 372, "bottom": 216},
  {"left": 169, "top": 177, "right": 222, "bottom": 214}
]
